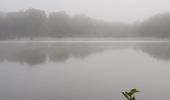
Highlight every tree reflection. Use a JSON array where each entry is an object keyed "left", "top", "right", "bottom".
[{"left": 0, "top": 43, "right": 169, "bottom": 66}]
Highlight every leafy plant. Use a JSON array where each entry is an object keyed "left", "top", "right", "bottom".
[{"left": 122, "top": 89, "right": 140, "bottom": 100}]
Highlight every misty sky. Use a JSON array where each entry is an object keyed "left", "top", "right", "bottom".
[{"left": 0, "top": 0, "right": 170, "bottom": 23}]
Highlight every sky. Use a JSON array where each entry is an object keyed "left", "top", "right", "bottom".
[{"left": 0, "top": 0, "right": 170, "bottom": 23}]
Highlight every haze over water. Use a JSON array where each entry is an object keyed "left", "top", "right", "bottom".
[
  {"left": 1, "top": 0, "right": 170, "bottom": 99},
  {"left": 0, "top": 42, "right": 170, "bottom": 100}
]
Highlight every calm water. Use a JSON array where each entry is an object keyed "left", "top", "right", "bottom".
[{"left": 0, "top": 42, "right": 170, "bottom": 100}]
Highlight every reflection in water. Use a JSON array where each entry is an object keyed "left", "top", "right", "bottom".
[
  {"left": 0, "top": 42, "right": 170, "bottom": 100},
  {"left": 0, "top": 43, "right": 132, "bottom": 65},
  {"left": 0, "top": 43, "right": 170, "bottom": 65},
  {"left": 136, "top": 43, "right": 170, "bottom": 61}
]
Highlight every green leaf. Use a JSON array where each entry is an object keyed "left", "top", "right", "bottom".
[
  {"left": 125, "top": 92, "right": 130, "bottom": 97},
  {"left": 131, "top": 89, "right": 140, "bottom": 93},
  {"left": 130, "top": 89, "right": 140, "bottom": 96},
  {"left": 128, "top": 92, "right": 133, "bottom": 97},
  {"left": 131, "top": 97, "right": 135, "bottom": 100},
  {"left": 122, "top": 92, "right": 130, "bottom": 100},
  {"left": 122, "top": 88, "right": 140, "bottom": 100}
]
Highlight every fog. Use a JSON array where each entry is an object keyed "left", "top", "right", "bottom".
[
  {"left": 0, "top": 8, "right": 170, "bottom": 39},
  {"left": 1, "top": 0, "right": 170, "bottom": 22},
  {"left": 1, "top": 1, "right": 170, "bottom": 100}
]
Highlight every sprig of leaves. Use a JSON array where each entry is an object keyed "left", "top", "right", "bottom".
[{"left": 122, "top": 89, "right": 140, "bottom": 100}]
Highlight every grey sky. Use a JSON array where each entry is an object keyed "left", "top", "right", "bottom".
[{"left": 0, "top": 0, "right": 170, "bottom": 23}]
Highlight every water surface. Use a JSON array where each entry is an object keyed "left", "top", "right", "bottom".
[{"left": 0, "top": 42, "right": 170, "bottom": 100}]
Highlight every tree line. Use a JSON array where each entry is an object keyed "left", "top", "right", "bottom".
[{"left": 0, "top": 8, "right": 170, "bottom": 39}]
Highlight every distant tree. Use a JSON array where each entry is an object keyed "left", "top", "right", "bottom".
[
  {"left": 0, "top": 11, "right": 6, "bottom": 39},
  {"left": 69, "top": 14, "right": 94, "bottom": 37},
  {"left": 2, "top": 8, "right": 47, "bottom": 39},
  {"left": 0, "top": 8, "right": 170, "bottom": 39},
  {"left": 138, "top": 13, "right": 170, "bottom": 38},
  {"left": 48, "top": 11, "right": 70, "bottom": 37},
  {"left": 24, "top": 8, "right": 47, "bottom": 38}
]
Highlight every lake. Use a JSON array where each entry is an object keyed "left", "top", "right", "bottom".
[{"left": 0, "top": 42, "right": 170, "bottom": 100}]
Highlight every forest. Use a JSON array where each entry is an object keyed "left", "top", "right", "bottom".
[{"left": 0, "top": 8, "right": 170, "bottom": 39}]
